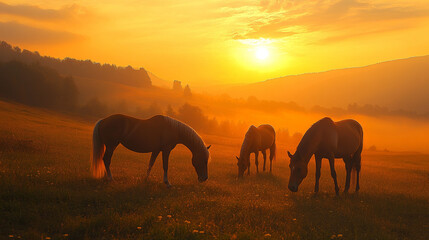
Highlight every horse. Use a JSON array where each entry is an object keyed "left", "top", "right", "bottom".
[
  {"left": 91, "top": 114, "right": 211, "bottom": 187},
  {"left": 287, "top": 117, "right": 363, "bottom": 194},
  {"left": 236, "top": 124, "right": 276, "bottom": 178}
]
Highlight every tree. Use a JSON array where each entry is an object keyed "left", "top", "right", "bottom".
[
  {"left": 183, "top": 84, "right": 192, "bottom": 97},
  {"left": 172, "top": 80, "right": 182, "bottom": 91}
]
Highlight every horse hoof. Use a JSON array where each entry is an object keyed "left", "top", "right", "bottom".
[{"left": 164, "top": 182, "right": 172, "bottom": 188}]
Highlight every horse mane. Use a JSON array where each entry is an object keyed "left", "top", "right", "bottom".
[
  {"left": 296, "top": 117, "right": 333, "bottom": 161},
  {"left": 163, "top": 116, "right": 209, "bottom": 158},
  {"left": 240, "top": 125, "right": 258, "bottom": 159}
]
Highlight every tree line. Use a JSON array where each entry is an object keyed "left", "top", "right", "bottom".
[{"left": 0, "top": 41, "right": 151, "bottom": 88}]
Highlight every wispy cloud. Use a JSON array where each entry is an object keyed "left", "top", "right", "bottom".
[
  {"left": 0, "top": 21, "right": 84, "bottom": 44},
  {"left": 0, "top": 2, "right": 92, "bottom": 22},
  {"left": 233, "top": 0, "right": 429, "bottom": 43}
]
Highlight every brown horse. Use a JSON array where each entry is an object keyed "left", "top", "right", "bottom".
[
  {"left": 287, "top": 117, "right": 363, "bottom": 194},
  {"left": 236, "top": 124, "right": 276, "bottom": 178},
  {"left": 91, "top": 114, "right": 211, "bottom": 187}
]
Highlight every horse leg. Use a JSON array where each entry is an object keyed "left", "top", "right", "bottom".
[
  {"left": 146, "top": 151, "right": 160, "bottom": 180},
  {"left": 344, "top": 156, "right": 352, "bottom": 193},
  {"left": 314, "top": 155, "right": 322, "bottom": 193},
  {"left": 328, "top": 155, "right": 340, "bottom": 195},
  {"left": 262, "top": 150, "right": 267, "bottom": 172},
  {"left": 248, "top": 160, "right": 251, "bottom": 175},
  {"left": 269, "top": 143, "right": 275, "bottom": 173},
  {"left": 255, "top": 152, "right": 259, "bottom": 174},
  {"left": 356, "top": 167, "right": 360, "bottom": 192},
  {"left": 355, "top": 155, "right": 361, "bottom": 192},
  {"left": 103, "top": 147, "right": 115, "bottom": 181},
  {"left": 162, "top": 150, "right": 172, "bottom": 187}
]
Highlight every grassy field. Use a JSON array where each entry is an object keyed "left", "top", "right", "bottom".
[{"left": 0, "top": 100, "right": 428, "bottom": 240}]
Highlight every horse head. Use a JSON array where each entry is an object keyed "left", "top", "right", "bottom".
[
  {"left": 287, "top": 151, "right": 308, "bottom": 192},
  {"left": 192, "top": 145, "right": 211, "bottom": 182},
  {"left": 236, "top": 156, "right": 248, "bottom": 178}
]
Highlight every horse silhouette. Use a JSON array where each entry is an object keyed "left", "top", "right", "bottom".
[
  {"left": 287, "top": 117, "right": 363, "bottom": 194},
  {"left": 91, "top": 114, "right": 211, "bottom": 187},
  {"left": 236, "top": 124, "right": 276, "bottom": 178}
]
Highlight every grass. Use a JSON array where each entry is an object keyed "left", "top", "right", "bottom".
[{"left": 0, "top": 100, "right": 428, "bottom": 239}]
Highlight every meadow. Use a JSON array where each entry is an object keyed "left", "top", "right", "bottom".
[{"left": 0, "top": 100, "right": 428, "bottom": 240}]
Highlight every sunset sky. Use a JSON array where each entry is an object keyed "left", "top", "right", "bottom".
[{"left": 1, "top": 0, "right": 429, "bottom": 86}]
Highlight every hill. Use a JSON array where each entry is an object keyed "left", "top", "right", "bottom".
[
  {"left": 226, "top": 56, "right": 429, "bottom": 114},
  {"left": 0, "top": 41, "right": 151, "bottom": 88}
]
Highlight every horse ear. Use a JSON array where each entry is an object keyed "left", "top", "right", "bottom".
[
  {"left": 287, "top": 151, "right": 293, "bottom": 159},
  {"left": 207, "top": 145, "right": 211, "bottom": 150},
  {"left": 236, "top": 156, "right": 239, "bottom": 161}
]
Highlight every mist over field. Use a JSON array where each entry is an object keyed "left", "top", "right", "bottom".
[{"left": 2, "top": 41, "right": 428, "bottom": 153}]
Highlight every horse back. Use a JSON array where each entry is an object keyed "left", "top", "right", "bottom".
[
  {"left": 257, "top": 124, "right": 275, "bottom": 149},
  {"left": 98, "top": 114, "right": 174, "bottom": 152},
  {"left": 334, "top": 119, "right": 363, "bottom": 157}
]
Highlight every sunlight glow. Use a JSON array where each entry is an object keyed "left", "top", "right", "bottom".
[{"left": 255, "top": 46, "right": 269, "bottom": 60}]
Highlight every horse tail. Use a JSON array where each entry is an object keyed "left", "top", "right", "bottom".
[{"left": 91, "top": 120, "right": 106, "bottom": 178}]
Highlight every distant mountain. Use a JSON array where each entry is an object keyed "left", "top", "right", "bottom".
[
  {"left": 148, "top": 71, "right": 170, "bottom": 88},
  {"left": 0, "top": 41, "right": 151, "bottom": 88},
  {"left": 227, "top": 56, "right": 429, "bottom": 114}
]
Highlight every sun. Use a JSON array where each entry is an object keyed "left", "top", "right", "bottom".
[{"left": 255, "top": 46, "right": 269, "bottom": 60}]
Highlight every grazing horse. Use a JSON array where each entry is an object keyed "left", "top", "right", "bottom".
[
  {"left": 236, "top": 124, "right": 276, "bottom": 178},
  {"left": 287, "top": 117, "right": 363, "bottom": 194},
  {"left": 91, "top": 114, "right": 211, "bottom": 187}
]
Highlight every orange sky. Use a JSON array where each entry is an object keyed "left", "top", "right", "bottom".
[{"left": 1, "top": 0, "right": 429, "bottom": 86}]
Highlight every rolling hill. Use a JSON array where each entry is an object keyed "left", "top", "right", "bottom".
[{"left": 226, "top": 56, "right": 429, "bottom": 114}]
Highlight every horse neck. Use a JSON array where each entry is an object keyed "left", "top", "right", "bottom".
[
  {"left": 177, "top": 124, "right": 204, "bottom": 156},
  {"left": 296, "top": 127, "right": 320, "bottom": 164},
  {"left": 240, "top": 133, "right": 257, "bottom": 160}
]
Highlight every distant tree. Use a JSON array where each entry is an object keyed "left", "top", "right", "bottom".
[
  {"left": 165, "top": 105, "right": 177, "bottom": 118},
  {"left": 0, "top": 61, "right": 78, "bottom": 111},
  {"left": 0, "top": 41, "right": 152, "bottom": 88},
  {"left": 368, "top": 145, "right": 377, "bottom": 151},
  {"left": 136, "top": 102, "right": 163, "bottom": 118},
  {"left": 183, "top": 84, "right": 192, "bottom": 97},
  {"left": 176, "top": 103, "right": 208, "bottom": 131},
  {"left": 172, "top": 80, "right": 182, "bottom": 91},
  {"left": 79, "top": 97, "right": 108, "bottom": 118}
]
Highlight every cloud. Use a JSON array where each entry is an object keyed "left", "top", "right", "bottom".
[
  {"left": 233, "top": 0, "right": 429, "bottom": 41},
  {"left": 0, "top": 21, "right": 83, "bottom": 44},
  {"left": 0, "top": 2, "right": 93, "bottom": 22}
]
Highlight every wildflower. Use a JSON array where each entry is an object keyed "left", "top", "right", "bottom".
[
  {"left": 193, "top": 230, "right": 199, "bottom": 233},
  {"left": 199, "top": 231, "right": 204, "bottom": 234},
  {"left": 167, "top": 215, "right": 172, "bottom": 218},
  {"left": 337, "top": 234, "right": 343, "bottom": 238},
  {"left": 264, "top": 233, "right": 271, "bottom": 237},
  {"left": 185, "top": 220, "right": 191, "bottom": 224},
  {"left": 46, "top": 237, "right": 51, "bottom": 240},
  {"left": 8, "top": 235, "right": 13, "bottom": 238},
  {"left": 137, "top": 227, "right": 142, "bottom": 230},
  {"left": 331, "top": 235, "right": 336, "bottom": 239},
  {"left": 157, "top": 216, "right": 162, "bottom": 220},
  {"left": 292, "top": 218, "right": 296, "bottom": 221},
  {"left": 63, "top": 234, "right": 69, "bottom": 237}
]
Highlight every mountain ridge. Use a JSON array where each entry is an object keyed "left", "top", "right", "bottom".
[{"left": 226, "top": 55, "right": 429, "bottom": 114}]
